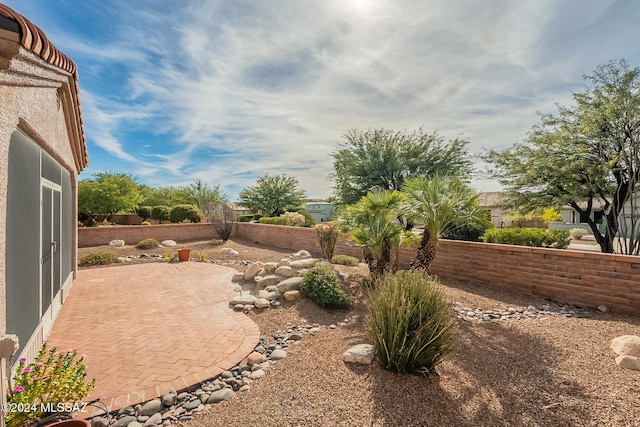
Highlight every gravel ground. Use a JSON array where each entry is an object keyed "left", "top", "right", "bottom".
[{"left": 80, "top": 239, "right": 640, "bottom": 426}]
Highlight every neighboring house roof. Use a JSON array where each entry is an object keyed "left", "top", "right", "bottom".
[
  {"left": 477, "top": 192, "right": 503, "bottom": 208},
  {"left": 0, "top": 3, "right": 88, "bottom": 171},
  {"left": 562, "top": 198, "right": 609, "bottom": 211}
]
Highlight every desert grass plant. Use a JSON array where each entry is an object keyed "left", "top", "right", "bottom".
[
  {"left": 79, "top": 251, "right": 118, "bottom": 266},
  {"left": 315, "top": 222, "right": 340, "bottom": 260},
  {"left": 331, "top": 254, "right": 359, "bottom": 266},
  {"left": 367, "top": 270, "right": 458, "bottom": 374},
  {"left": 197, "top": 252, "right": 207, "bottom": 262},
  {"left": 135, "top": 238, "right": 159, "bottom": 250},
  {"left": 569, "top": 228, "right": 588, "bottom": 240},
  {"left": 300, "top": 263, "right": 350, "bottom": 308},
  {"left": 6, "top": 343, "right": 95, "bottom": 426}
]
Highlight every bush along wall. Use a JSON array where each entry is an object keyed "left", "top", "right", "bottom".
[{"left": 483, "top": 227, "right": 570, "bottom": 249}]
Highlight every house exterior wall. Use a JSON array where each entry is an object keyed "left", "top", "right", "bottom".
[
  {"left": 303, "top": 203, "right": 335, "bottom": 223},
  {"left": 0, "top": 50, "right": 82, "bottom": 365}
]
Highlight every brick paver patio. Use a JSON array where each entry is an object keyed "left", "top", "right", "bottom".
[{"left": 46, "top": 262, "right": 260, "bottom": 415}]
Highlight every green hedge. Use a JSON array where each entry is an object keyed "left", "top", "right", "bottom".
[
  {"left": 258, "top": 216, "right": 288, "bottom": 225},
  {"left": 483, "top": 228, "right": 570, "bottom": 249},
  {"left": 169, "top": 204, "right": 202, "bottom": 223}
]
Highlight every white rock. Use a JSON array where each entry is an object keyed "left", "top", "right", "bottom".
[
  {"left": 294, "top": 250, "right": 312, "bottom": 259},
  {"left": 275, "top": 266, "right": 295, "bottom": 277},
  {"left": 289, "top": 258, "right": 320, "bottom": 268},
  {"left": 615, "top": 355, "right": 640, "bottom": 371},
  {"left": 249, "top": 369, "right": 266, "bottom": 379},
  {"left": 611, "top": 335, "right": 640, "bottom": 357},
  {"left": 254, "top": 298, "right": 270, "bottom": 309},
  {"left": 231, "top": 272, "right": 244, "bottom": 282},
  {"left": 597, "top": 305, "right": 609, "bottom": 313},
  {"left": 109, "top": 239, "right": 125, "bottom": 247},
  {"left": 276, "top": 277, "right": 303, "bottom": 293},
  {"left": 277, "top": 258, "right": 291, "bottom": 267},
  {"left": 255, "top": 275, "right": 281, "bottom": 289},
  {"left": 229, "top": 295, "right": 257, "bottom": 305},
  {"left": 263, "top": 262, "right": 278, "bottom": 273},
  {"left": 161, "top": 240, "right": 177, "bottom": 247},
  {"left": 343, "top": 344, "right": 374, "bottom": 365},
  {"left": 244, "top": 262, "right": 264, "bottom": 280},
  {"left": 256, "top": 290, "right": 277, "bottom": 300},
  {"left": 116, "top": 257, "right": 127, "bottom": 263}
]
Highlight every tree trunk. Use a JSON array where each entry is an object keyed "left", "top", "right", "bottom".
[{"left": 411, "top": 229, "right": 439, "bottom": 271}]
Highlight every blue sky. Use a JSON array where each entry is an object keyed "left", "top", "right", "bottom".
[{"left": 6, "top": 1, "right": 640, "bottom": 200}]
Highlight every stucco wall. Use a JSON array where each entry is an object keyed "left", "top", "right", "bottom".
[
  {"left": 0, "top": 47, "right": 82, "bottom": 359},
  {"left": 78, "top": 223, "right": 222, "bottom": 247}
]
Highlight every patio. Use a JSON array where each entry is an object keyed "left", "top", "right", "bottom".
[{"left": 46, "top": 262, "right": 260, "bottom": 415}]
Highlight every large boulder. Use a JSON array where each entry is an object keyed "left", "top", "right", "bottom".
[
  {"left": 292, "top": 250, "right": 312, "bottom": 260},
  {"left": 255, "top": 275, "right": 281, "bottom": 289},
  {"left": 276, "top": 277, "right": 303, "bottom": 294},
  {"left": 263, "top": 262, "right": 278, "bottom": 273},
  {"left": 611, "top": 335, "right": 640, "bottom": 357},
  {"left": 161, "top": 240, "right": 177, "bottom": 247},
  {"left": 275, "top": 266, "right": 295, "bottom": 277},
  {"left": 289, "top": 258, "right": 319, "bottom": 269},
  {"left": 109, "top": 239, "right": 125, "bottom": 247},
  {"left": 254, "top": 298, "right": 270, "bottom": 309},
  {"left": 244, "top": 262, "right": 264, "bottom": 280}
]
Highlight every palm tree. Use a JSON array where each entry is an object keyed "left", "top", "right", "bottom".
[
  {"left": 402, "top": 175, "right": 489, "bottom": 271},
  {"left": 338, "top": 190, "right": 404, "bottom": 277}
]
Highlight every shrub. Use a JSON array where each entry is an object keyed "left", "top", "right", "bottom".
[
  {"left": 79, "top": 251, "right": 118, "bottom": 266},
  {"left": 137, "top": 205, "right": 152, "bottom": 222},
  {"left": 442, "top": 224, "right": 489, "bottom": 242},
  {"left": 209, "top": 239, "right": 225, "bottom": 246},
  {"left": 236, "top": 214, "right": 254, "bottom": 222},
  {"left": 141, "top": 221, "right": 151, "bottom": 226},
  {"left": 169, "top": 204, "right": 202, "bottom": 223},
  {"left": 151, "top": 205, "right": 171, "bottom": 224},
  {"left": 282, "top": 211, "right": 306, "bottom": 227},
  {"left": 136, "top": 238, "right": 159, "bottom": 249},
  {"left": 569, "top": 228, "right": 587, "bottom": 240},
  {"left": 6, "top": 342, "right": 95, "bottom": 426},
  {"left": 316, "top": 222, "right": 339, "bottom": 260},
  {"left": 300, "top": 263, "right": 350, "bottom": 308},
  {"left": 331, "top": 254, "right": 359, "bottom": 266},
  {"left": 258, "top": 216, "right": 288, "bottom": 225},
  {"left": 297, "top": 208, "right": 316, "bottom": 227},
  {"left": 197, "top": 252, "right": 207, "bottom": 262},
  {"left": 368, "top": 270, "right": 458, "bottom": 374},
  {"left": 483, "top": 227, "right": 570, "bottom": 249}
]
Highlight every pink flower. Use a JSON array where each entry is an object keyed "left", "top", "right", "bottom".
[
  {"left": 19, "top": 357, "right": 26, "bottom": 363},
  {"left": 32, "top": 376, "right": 40, "bottom": 381},
  {"left": 23, "top": 367, "right": 31, "bottom": 373},
  {"left": 13, "top": 386, "right": 24, "bottom": 393}
]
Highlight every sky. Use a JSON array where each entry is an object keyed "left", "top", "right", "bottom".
[{"left": 5, "top": 0, "right": 640, "bottom": 201}]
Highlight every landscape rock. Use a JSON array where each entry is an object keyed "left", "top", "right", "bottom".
[
  {"left": 256, "top": 290, "right": 277, "bottom": 300},
  {"left": 231, "top": 272, "right": 244, "bottom": 282},
  {"left": 611, "top": 335, "right": 640, "bottom": 357},
  {"left": 597, "top": 305, "right": 609, "bottom": 313},
  {"left": 144, "top": 413, "right": 163, "bottom": 426},
  {"left": 294, "top": 250, "right": 312, "bottom": 259},
  {"left": 277, "top": 258, "right": 290, "bottom": 267},
  {"left": 220, "top": 248, "right": 239, "bottom": 256},
  {"left": 206, "top": 388, "right": 235, "bottom": 404},
  {"left": 254, "top": 298, "right": 270, "bottom": 309},
  {"left": 275, "top": 266, "right": 295, "bottom": 277},
  {"left": 247, "top": 352, "right": 264, "bottom": 365},
  {"left": 343, "top": 344, "right": 374, "bottom": 365},
  {"left": 161, "top": 240, "right": 177, "bottom": 247},
  {"left": 263, "top": 262, "right": 278, "bottom": 272},
  {"left": 111, "top": 416, "right": 137, "bottom": 427},
  {"left": 244, "top": 261, "right": 264, "bottom": 280},
  {"left": 90, "top": 417, "right": 109, "bottom": 427},
  {"left": 229, "top": 295, "right": 257, "bottom": 305},
  {"left": 289, "top": 258, "right": 320, "bottom": 268},
  {"left": 284, "top": 290, "right": 300, "bottom": 301},
  {"left": 255, "top": 275, "right": 281, "bottom": 289},
  {"left": 270, "top": 349, "right": 287, "bottom": 360},
  {"left": 615, "top": 355, "right": 640, "bottom": 371},
  {"left": 276, "top": 277, "right": 303, "bottom": 293},
  {"left": 116, "top": 257, "right": 127, "bottom": 263},
  {"left": 161, "top": 389, "right": 177, "bottom": 406},
  {"left": 138, "top": 399, "right": 163, "bottom": 416},
  {"left": 109, "top": 239, "right": 125, "bottom": 247},
  {"left": 249, "top": 369, "right": 265, "bottom": 379},
  {"left": 233, "top": 304, "right": 244, "bottom": 311}
]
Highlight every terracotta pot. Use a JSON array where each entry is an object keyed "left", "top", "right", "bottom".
[
  {"left": 46, "top": 420, "right": 91, "bottom": 427},
  {"left": 177, "top": 248, "right": 191, "bottom": 261}
]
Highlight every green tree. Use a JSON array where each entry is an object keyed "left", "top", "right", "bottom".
[
  {"left": 486, "top": 60, "right": 640, "bottom": 254},
  {"left": 402, "top": 175, "right": 488, "bottom": 270},
  {"left": 151, "top": 205, "right": 171, "bottom": 224},
  {"left": 337, "top": 190, "right": 405, "bottom": 277},
  {"left": 332, "top": 128, "right": 472, "bottom": 205},
  {"left": 139, "top": 185, "right": 192, "bottom": 207},
  {"left": 78, "top": 172, "right": 142, "bottom": 221},
  {"left": 187, "top": 179, "right": 228, "bottom": 221},
  {"left": 239, "top": 174, "right": 307, "bottom": 217},
  {"left": 136, "top": 206, "right": 152, "bottom": 222}
]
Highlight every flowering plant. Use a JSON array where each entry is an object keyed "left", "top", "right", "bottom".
[
  {"left": 315, "top": 222, "right": 340, "bottom": 260},
  {"left": 6, "top": 343, "right": 95, "bottom": 426}
]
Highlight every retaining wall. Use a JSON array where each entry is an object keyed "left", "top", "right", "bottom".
[{"left": 78, "top": 223, "right": 221, "bottom": 247}]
